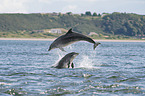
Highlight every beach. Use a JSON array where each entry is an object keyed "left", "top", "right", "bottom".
[{"left": 0, "top": 38, "right": 145, "bottom": 42}]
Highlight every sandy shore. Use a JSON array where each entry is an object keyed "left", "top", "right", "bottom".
[{"left": 0, "top": 38, "right": 145, "bottom": 42}]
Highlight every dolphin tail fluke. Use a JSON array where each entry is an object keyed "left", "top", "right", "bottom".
[{"left": 93, "top": 42, "right": 101, "bottom": 50}]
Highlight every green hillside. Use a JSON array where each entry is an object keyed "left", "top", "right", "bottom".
[{"left": 0, "top": 12, "right": 145, "bottom": 39}]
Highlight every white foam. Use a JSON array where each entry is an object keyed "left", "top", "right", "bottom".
[
  {"left": 76, "top": 55, "right": 94, "bottom": 68},
  {"left": 66, "top": 44, "right": 73, "bottom": 50},
  {"left": 0, "top": 82, "right": 11, "bottom": 85}
]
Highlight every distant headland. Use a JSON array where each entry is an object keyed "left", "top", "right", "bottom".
[{"left": 0, "top": 12, "right": 145, "bottom": 40}]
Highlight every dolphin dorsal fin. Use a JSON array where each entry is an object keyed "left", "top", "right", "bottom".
[{"left": 66, "top": 28, "right": 73, "bottom": 35}]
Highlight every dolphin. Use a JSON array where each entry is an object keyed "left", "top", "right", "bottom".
[
  {"left": 54, "top": 52, "right": 79, "bottom": 69},
  {"left": 48, "top": 28, "right": 101, "bottom": 51}
]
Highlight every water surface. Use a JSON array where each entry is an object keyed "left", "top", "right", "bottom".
[{"left": 0, "top": 40, "right": 145, "bottom": 96}]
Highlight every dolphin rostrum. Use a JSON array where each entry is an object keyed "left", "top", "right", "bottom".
[
  {"left": 54, "top": 52, "right": 79, "bottom": 69},
  {"left": 48, "top": 28, "right": 101, "bottom": 51}
]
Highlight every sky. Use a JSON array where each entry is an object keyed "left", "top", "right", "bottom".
[{"left": 0, "top": 0, "right": 145, "bottom": 15}]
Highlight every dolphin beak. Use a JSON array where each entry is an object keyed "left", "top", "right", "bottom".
[
  {"left": 48, "top": 48, "right": 51, "bottom": 51},
  {"left": 76, "top": 53, "right": 79, "bottom": 55}
]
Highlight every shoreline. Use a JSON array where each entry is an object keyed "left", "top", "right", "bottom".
[
  {"left": 0, "top": 38, "right": 55, "bottom": 41},
  {"left": 0, "top": 38, "right": 145, "bottom": 42}
]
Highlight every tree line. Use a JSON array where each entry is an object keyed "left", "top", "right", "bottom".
[{"left": 0, "top": 12, "right": 145, "bottom": 37}]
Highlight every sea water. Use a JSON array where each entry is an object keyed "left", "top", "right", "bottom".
[{"left": 0, "top": 40, "right": 145, "bottom": 96}]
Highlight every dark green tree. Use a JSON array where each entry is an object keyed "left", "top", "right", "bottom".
[
  {"left": 85, "top": 11, "right": 92, "bottom": 16},
  {"left": 93, "top": 12, "right": 97, "bottom": 16},
  {"left": 66, "top": 12, "right": 72, "bottom": 15},
  {"left": 98, "top": 13, "right": 101, "bottom": 17}
]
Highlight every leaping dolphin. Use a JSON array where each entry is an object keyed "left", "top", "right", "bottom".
[
  {"left": 54, "top": 52, "right": 79, "bottom": 69},
  {"left": 48, "top": 28, "right": 101, "bottom": 51}
]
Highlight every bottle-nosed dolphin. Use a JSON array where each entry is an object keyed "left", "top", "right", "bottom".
[
  {"left": 54, "top": 52, "right": 79, "bottom": 69},
  {"left": 48, "top": 28, "right": 101, "bottom": 51}
]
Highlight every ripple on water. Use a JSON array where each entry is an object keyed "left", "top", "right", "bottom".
[{"left": 1, "top": 41, "right": 145, "bottom": 95}]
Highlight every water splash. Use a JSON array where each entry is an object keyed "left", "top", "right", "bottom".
[
  {"left": 51, "top": 44, "right": 99, "bottom": 69},
  {"left": 66, "top": 45, "right": 73, "bottom": 50},
  {"left": 77, "top": 55, "right": 94, "bottom": 69},
  {"left": 51, "top": 49, "right": 66, "bottom": 67},
  {"left": 52, "top": 44, "right": 74, "bottom": 67}
]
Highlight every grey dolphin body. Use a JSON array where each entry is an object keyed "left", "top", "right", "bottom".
[
  {"left": 54, "top": 52, "right": 79, "bottom": 69},
  {"left": 48, "top": 28, "right": 100, "bottom": 51}
]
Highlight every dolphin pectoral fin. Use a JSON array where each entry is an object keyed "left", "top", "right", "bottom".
[
  {"left": 71, "top": 62, "right": 74, "bottom": 68},
  {"left": 59, "top": 47, "right": 66, "bottom": 52}
]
